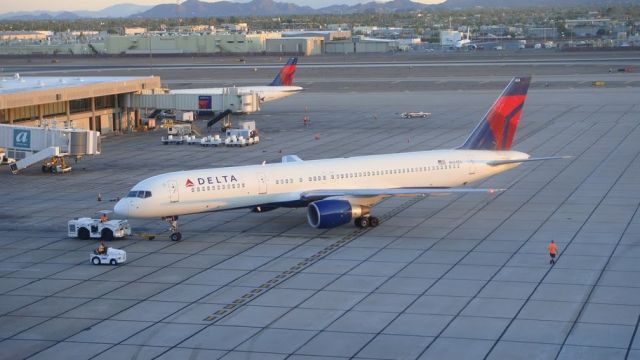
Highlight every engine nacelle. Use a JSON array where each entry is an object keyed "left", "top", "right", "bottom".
[{"left": 307, "top": 200, "right": 364, "bottom": 229}]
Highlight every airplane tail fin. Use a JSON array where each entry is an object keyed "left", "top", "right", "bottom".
[
  {"left": 459, "top": 76, "right": 531, "bottom": 151},
  {"left": 269, "top": 57, "right": 298, "bottom": 86}
]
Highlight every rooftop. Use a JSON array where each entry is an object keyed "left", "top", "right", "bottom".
[
  {"left": 0, "top": 75, "right": 155, "bottom": 95},
  {"left": 0, "top": 75, "right": 161, "bottom": 109}
]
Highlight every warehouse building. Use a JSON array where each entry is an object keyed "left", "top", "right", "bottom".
[
  {"left": 325, "top": 36, "right": 400, "bottom": 54},
  {"left": 0, "top": 75, "right": 161, "bottom": 133},
  {"left": 265, "top": 37, "right": 324, "bottom": 56}
]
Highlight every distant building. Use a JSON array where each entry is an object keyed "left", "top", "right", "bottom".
[
  {"left": 325, "top": 36, "right": 399, "bottom": 54},
  {"left": 104, "top": 32, "right": 280, "bottom": 55},
  {"left": 221, "top": 23, "right": 248, "bottom": 33},
  {"left": 353, "top": 26, "right": 378, "bottom": 35},
  {"left": 266, "top": 37, "right": 323, "bottom": 56},
  {"left": 282, "top": 31, "right": 351, "bottom": 41},
  {"left": 371, "top": 28, "right": 416, "bottom": 39},
  {"left": 0, "top": 31, "right": 51, "bottom": 41},
  {"left": 327, "top": 24, "right": 350, "bottom": 31},
  {"left": 123, "top": 27, "right": 147, "bottom": 36},
  {"left": 565, "top": 19, "right": 609, "bottom": 37},
  {"left": 479, "top": 25, "right": 510, "bottom": 37},
  {"left": 525, "top": 27, "right": 558, "bottom": 39}
]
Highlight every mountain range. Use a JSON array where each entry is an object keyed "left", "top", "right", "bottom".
[
  {"left": 0, "top": 4, "right": 153, "bottom": 20},
  {"left": 0, "top": 0, "right": 634, "bottom": 21}
]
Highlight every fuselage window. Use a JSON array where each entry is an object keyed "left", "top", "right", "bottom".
[{"left": 323, "top": 176, "right": 327, "bottom": 180}]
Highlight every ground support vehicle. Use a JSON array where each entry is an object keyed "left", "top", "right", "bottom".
[
  {"left": 201, "top": 135, "right": 223, "bottom": 147},
  {"left": 185, "top": 135, "right": 201, "bottom": 145},
  {"left": 90, "top": 247, "right": 126, "bottom": 265},
  {"left": 69, "top": 217, "right": 132, "bottom": 240},
  {"left": 225, "top": 135, "right": 260, "bottom": 146},
  {"left": 42, "top": 156, "right": 72, "bottom": 173},
  {"left": 401, "top": 112, "right": 431, "bottom": 119},
  {"left": 161, "top": 135, "right": 185, "bottom": 145}
]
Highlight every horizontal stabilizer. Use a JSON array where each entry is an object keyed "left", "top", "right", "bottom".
[
  {"left": 282, "top": 155, "right": 303, "bottom": 163},
  {"left": 486, "top": 156, "right": 572, "bottom": 166},
  {"left": 301, "top": 187, "right": 503, "bottom": 200}
]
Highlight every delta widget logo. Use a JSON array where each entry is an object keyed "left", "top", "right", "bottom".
[{"left": 185, "top": 179, "right": 194, "bottom": 187}]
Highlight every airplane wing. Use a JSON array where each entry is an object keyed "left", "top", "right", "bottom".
[
  {"left": 300, "top": 188, "right": 503, "bottom": 201},
  {"left": 486, "top": 156, "right": 572, "bottom": 166}
]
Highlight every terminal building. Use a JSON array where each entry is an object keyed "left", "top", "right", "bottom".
[
  {"left": 0, "top": 75, "right": 162, "bottom": 133},
  {"left": 0, "top": 74, "right": 263, "bottom": 134}
]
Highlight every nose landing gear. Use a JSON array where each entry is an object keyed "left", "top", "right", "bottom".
[{"left": 163, "top": 216, "right": 182, "bottom": 241}]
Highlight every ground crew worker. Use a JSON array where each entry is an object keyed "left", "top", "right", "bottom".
[
  {"left": 100, "top": 213, "right": 108, "bottom": 223},
  {"left": 548, "top": 240, "right": 558, "bottom": 265},
  {"left": 97, "top": 241, "right": 106, "bottom": 255}
]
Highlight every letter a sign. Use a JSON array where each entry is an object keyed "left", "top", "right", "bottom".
[{"left": 13, "top": 129, "right": 31, "bottom": 149}]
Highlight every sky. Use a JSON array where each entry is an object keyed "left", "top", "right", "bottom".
[{"left": 3, "top": 0, "right": 444, "bottom": 13}]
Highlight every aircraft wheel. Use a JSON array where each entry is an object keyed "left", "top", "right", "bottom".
[
  {"left": 370, "top": 217, "right": 380, "bottom": 227},
  {"left": 358, "top": 217, "right": 370, "bottom": 228},
  {"left": 101, "top": 229, "right": 114, "bottom": 241},
  {"left": 170, "top": 232, "right": 182, "bottom": 241},
  {"left": 78, "top": 228, "right": 90, "bottom": 240}
]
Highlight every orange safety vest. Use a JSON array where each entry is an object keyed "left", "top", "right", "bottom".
[{"left": 548, "top": 243, "right": 557, "bottom": 255}]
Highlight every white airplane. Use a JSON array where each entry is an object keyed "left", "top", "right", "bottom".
[
  {"left": 169, "top": 57, "right": 302, "bottom": 103},
  {"left": 456, "top": 27, "right": 475, "bottom": 50},
  {"left": 115, "top": 76, "right": 566, "bottom": 241}
]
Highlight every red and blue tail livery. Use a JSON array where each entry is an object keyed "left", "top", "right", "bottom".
[
  {"left": 269, "top": 57, "right": 298, "bottom": 86},
  {"left": 460, "top": 76, "right": 531, "bottom": 151}
]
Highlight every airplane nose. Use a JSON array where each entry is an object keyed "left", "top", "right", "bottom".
[{"left": 114, "top": 199, "right": 129, "bottom": 217}]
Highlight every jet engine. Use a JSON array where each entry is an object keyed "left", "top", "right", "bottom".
[{"left": 307, "top": 200, "right": 364, "bottom": 229}]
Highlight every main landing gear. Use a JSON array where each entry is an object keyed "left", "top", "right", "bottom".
[
  {"left": 355, "top": 216, "right": 380, "bottom": 229},
  {"left": 163, "top": 216, "right": 182, "bottom": 241}
]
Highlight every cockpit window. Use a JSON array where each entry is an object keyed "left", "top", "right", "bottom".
[{"left": 127, "top": 190, "right": 152, "bottom": 198}]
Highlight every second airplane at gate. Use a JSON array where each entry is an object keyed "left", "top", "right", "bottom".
[{"left": 115, "top": 76, "right": 566, "bottom": 241}]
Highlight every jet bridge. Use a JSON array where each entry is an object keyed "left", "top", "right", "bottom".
[
  {"left": 129, "top": 87, "right": 260, "bottom": 114},
  {"left": 0, "top": 122, "right": 100, "bottom": 174}
]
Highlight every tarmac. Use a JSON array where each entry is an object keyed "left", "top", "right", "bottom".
[{"left": 1, "top": 54, "right": 640, "bottom": 360}]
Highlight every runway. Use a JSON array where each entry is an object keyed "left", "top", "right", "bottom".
[
  {"left": 0, "top": 56, "right": 640, "bottom": 359},
  {"left": 3, "top": 52, "right": 638, "bottom": 92}
]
